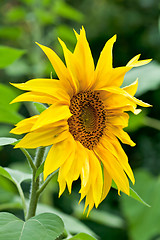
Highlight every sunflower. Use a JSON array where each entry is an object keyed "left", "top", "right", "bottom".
[{"left": 10, "top": 27, "right": 151, "bottom": 215}]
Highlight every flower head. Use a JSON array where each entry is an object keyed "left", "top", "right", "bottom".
[{"left": 10, "top": 27, "right": 151, "bottom": 215}]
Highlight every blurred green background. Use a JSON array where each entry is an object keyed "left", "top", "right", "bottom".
[{"left": 0, "top": 0, "right": 160, "bottom": 239}]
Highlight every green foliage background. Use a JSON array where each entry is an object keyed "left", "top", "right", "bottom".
[{"left": 0, "top": 0, "right": 160, "bottom": 239}]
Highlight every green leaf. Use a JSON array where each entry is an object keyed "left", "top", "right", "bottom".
[
  {"left": 0, "top": 167, "right": 31, "bottom": 185},
  {"left": 0, "top": 195, "right": 22, "bottom": 211},
  {"left": 129, "top": 187, "right": 151, "bottom": 207},
  {"left": 0, "top": 167, "right": 31, "bottom": 215},
  {"left": 0, "top": 83, "right": 20, "bottom": 111},
  {"left": 69, "top": 233, "right": 97, "bottom": 240},
  {"left": 112, "top": 181, "right": 150, "bottom": 207},
  {"left": 0, "top": 137, "right": 18, "bottom": 146},
  {"left": 123, "top": 61, "right": 160, "bottom": 96},
  {"left": 0, "top": 212, "right": 64, "bottom": 240},
  {"left": 35, "top": 162, "right": 44, "bottom": 180},
  {"left": 33, "top": 102, "right": 47, "bottom": 114},
  {"left": 0, "top": 126, "right": 13, "bottom": 138},
  {"left": 0, "top": 46, "right": 25, "bottom": 68},
  {"left": 0, "top": 106, "right": 23, "bottom": 124},
  {"left": 36, "top": 203, "right": 96, "bottom": 237},
  {"left": 0, "top": 176, "right": 16, "bottom": 195},
  {"left": 0, "top": 83, "right": 23, "bottom": 124},
  {"left": 120, "top": 169, "right": 160, "bottom": 240}
]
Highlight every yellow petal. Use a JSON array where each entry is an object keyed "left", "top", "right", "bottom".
[
  {"left": 122, "top": 78, "right": 138, "bottom": 96},
  {"left": 101, "top": 135, "right": 135, "bottom": 184},
  {"left": 58, "top": 136, "right": 76, "bottom": 181},
  {"left": 94, "top": 53, "right": 151, "bottom": 90},
  {"left": 100, "top": 166, "right": 112, "bottom": 203},
  {"left": 73, "top": 27, "right": 95, "bottom": 91},
  {"left": 11, "top": 79, "right": 70, "bottom": 104},
  {"left": 58, "top": 38, "right": 79, "bottom": 93},
  {"left": 65, "top": 141, "right": 87, "bottom": 190},
  {"left": 130, "top": 59, "right": 152, "bottom": 67},
  {"left": 35, "top": 42, "right": 73, "bottom": 96},
  {"left": 88, "top": 150, "right": 103, "bottom": 207},
  {"left": 74, "top": 141, "right": 87, "bottom": 180},
  {"left": 10, "top": 115, "right": 39, "bottom": 135},
  {"left": 134, "top": 109, "right": 142, "bottom": 115},
  {"left": 81, "top": 152, "right": 90, "bottom": 188},
  {"left": 93, "top": 65, "right": 132, "bottom": 90},
  {"left": 31, "top": 103, "right": 71, "bottom": 131},
  {"left": 14, "top": 126, "right": 68, "bottom": 149},
  {"left": 96, "top": 34, "right": 117, "bottom": 73},
  {"left": 101, "top": 90, "right": 137, "bottom": 111},
  {"left": 106, "top": 125, "right": 135, "bottom": 146},
  {"left": 10, "top": 91, "right": 56, "bottom": 105},
  {"left": 86, "top": 196, "right": 95, "bottom": 217},
  {"left": 107, "top": 112, "right": 129, "bottom": 128},
  {"left": 58, "top": 178, "right": 66, "bottom": 197},
  {"left": 43, "top": 134, "right": 74, "bottom": 181},
  {"left": 93, "top": 35, "right": 117, "bottom": 89},
  {"left": 99, "top": 86, "right": 151, "bottom": 107},
  {"left": 94, "top": 144, "right": 130, "bottom": 195},
  {"left": 79, "top": 150, "right": 103, "bottom": 208},
  {"left": 79, "top": 152, "right": 91, "bottom": 203},
  {"left": 106, "top": 105, "right": 136, "bottom": 114},
  {"left": 110, "top": 66, "right": 132, "bottom": 87},
  {"left": 126, "top": 54, "right": 141, "bottom": 67},
  {"left": 127, "top": 54, "right": 152, "bottom": 67},
  {"left": 83, "top": 187, "right": 94, "bottom": 216}
]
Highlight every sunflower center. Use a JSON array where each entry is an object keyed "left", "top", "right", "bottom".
[{"left": 68, "top": 91, "right": 106, "bottom": 150}]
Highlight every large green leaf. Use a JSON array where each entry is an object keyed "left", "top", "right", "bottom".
[
  {"left": 112, "top": 181, "right": 150, "bottom": 207},
  {"left": 0, "top": 46, "right": 25, "bottom": 68},
  {"left": 36, "top": 203, "right": 96, "bottom": 237},
  {"left": 120, "top": 169, "right": 160, "bottom": 240},
  {"left": 0, "top": 167, "right": 31, "bottom": 185},
  {"left": 0, "top": 195, "right": 22, "bottom": 211},
  {"left": 0, "top": 167, "right": 31, "bottom": 214},
  {"left": 0, "top": 212, "right": 64, "bottom": 240},
  {"left": 123, "top": 61, "right": 160, "bottom": 96},
  {"left": 69, "top": 233, "right": 97, "bottom": 240}
]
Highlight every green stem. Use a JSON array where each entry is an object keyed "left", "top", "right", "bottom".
[
  {"left": 26, "top": 147, "right": 45, "bottom": 220},
  {"left": 37, "top": 170, "right": 58, "bottom": 197},
  {"left": 20, "top": 148, "right": 36, "bottom": 172}
]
